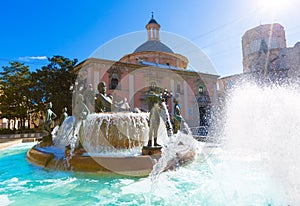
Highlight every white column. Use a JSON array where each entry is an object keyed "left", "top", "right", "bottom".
[
  {"left": 170, "top": 79, "right": 175, "bottom": 112},
  {"left": 184, "top": 81, "right": 188, "bottom": 119},
  {"left": 87, "top": 67, "right": 92, "bottom": 85},
  {"left": 129, "top": 74, "right": 134, "bottom": 110},
  {"left": 147, "top": 30, "right": 151, "bottom": 41},
  {"left": 150, "top": 28, "right": 153, "bottom": 40},
  {"left": 170, "top": 79, "right": 175, "bottom": 94},
  {"left": 94, "top": 71, "right": 100, "bottom": 91}
]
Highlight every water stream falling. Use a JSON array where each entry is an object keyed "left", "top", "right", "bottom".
[
  {"left": 160, "top": 102, "right": 173, "bottom": 137},
  {"left": 82, "top": 113, "right": 149, "bottom": 154},
  {"left": 180, "top": 120, "right": 192, "bottom": 135},
  {"left": 52, "top": 112, "right": 150, "bottom": 156}
]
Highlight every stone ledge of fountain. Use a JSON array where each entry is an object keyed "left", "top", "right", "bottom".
[
  {"left": 26, "top": 146, "right": 162, "bottom": 176},
  {"left": 26, "top": 111, "right": 196, "bottom": 176},
  {"left": 26, "top": 143, "right": 195, "bottom": 176},
  {"left": 27, "top": 147, "right": 55, "bottom": 168}
]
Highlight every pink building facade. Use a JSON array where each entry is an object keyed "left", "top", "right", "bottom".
[{"left": 74, "top": 16, "right": 219, "bottom": 130}]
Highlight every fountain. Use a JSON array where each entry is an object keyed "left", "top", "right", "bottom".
[
  {"left": 26, "top": 82, "right": 196, "bottom": 176},
  {"left": 3, "top": 80, "right": 300, "bottom": 205}
]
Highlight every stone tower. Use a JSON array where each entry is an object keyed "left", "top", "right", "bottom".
[{"left": 242, "top": 23, "right": 286, "bottom": 73}]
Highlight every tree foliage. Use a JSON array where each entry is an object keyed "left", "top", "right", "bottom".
[
  {"left": 0, "top": 56, "right": 78, "bottom": 129},
  {"left": 31, "top": 55, "right": 78, "bottom": 118},
  {"left": 0, "top": 62, "right": 33, "bottom": 129}
]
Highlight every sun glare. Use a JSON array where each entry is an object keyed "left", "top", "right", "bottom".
[{"left": 257, "top": 0, "right": 294, "bottom": 13}]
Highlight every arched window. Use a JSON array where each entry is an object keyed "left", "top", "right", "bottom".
[
  {"left": 109, "top": 73, "right": 120, "bottom": 90},
  {"left": 198, "top": 86, "right": 204, "bottom": 95},
  {"left": 150, "top": 82, "right": 157, "bottom": 89},
  {"left": 176, "top": 83, "right": 181, "bottom": 93},
  {"left": 111, "top": 78, "right": 118, "bottom": 90}
]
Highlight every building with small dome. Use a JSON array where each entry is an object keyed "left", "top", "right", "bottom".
[
  {"left": 120, "top": 15, "right": 188, "bottom": 69},
  {"left": 74, "top": 15, "right": 219, "bottom": 130}
]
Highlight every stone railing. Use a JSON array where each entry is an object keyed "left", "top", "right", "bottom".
[{"left": 0, "top": 132, "right": 47, "bottom": 139}]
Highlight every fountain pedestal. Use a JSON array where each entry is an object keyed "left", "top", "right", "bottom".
[{"left": 142, "top": 146, "right": 162, "bottom": 155}]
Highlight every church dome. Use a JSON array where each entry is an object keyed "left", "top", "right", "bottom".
[
  {"left": 134, "top": 40, "right": 174, "bottom": 53},
  {"left": 133, "top": 14, "right": 174, "bottom": 54},
  {"left": 119, "top": 14, "right": 189, "bottom": 69}
]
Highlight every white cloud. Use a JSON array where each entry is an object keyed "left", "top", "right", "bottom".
[{"left": 19, "top": 56, "right": 47, "bottom": 61}]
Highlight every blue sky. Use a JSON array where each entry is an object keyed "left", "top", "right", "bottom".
[{"left": 1, "top": 0, "right": 300, "bottom": 76}]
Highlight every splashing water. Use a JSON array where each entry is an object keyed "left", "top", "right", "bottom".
[
  {"left": 150, "top": 132, "right": 201, "bottom": 180},
  {"left": 52, "top": 116, "right": 77, "bottom": 149},
  {"left": 219, "top": 83, "right": 300, "bottom": 205},
  {"left": 149, "top": 102, "right": 197, "bottom": 179}
]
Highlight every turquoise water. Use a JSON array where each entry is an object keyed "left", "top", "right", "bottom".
[{"left": 0, "top": 143, "right": 287, "bottom": 205}]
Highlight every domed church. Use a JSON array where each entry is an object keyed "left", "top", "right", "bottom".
[
  {"left": 119, "top": 14, "right": 188, "bottom": 70},
  {"left": 74, "top": 15, "right": 219, "bottom": 130}
]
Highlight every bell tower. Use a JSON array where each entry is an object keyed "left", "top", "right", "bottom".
[{"left": 146, "top": 12, "right": 161, "bottom": 41}]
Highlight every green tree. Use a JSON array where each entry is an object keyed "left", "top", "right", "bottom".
[
  {"left": 31, "top": 56, "right": 77, "bottom": 119},
  {"left": 0, "top": 62, "right": 33, "bottom": 129}
]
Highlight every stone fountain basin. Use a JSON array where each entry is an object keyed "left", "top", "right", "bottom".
[{"left": 26, "top": 145, "right": 195, "bottom": 177}]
